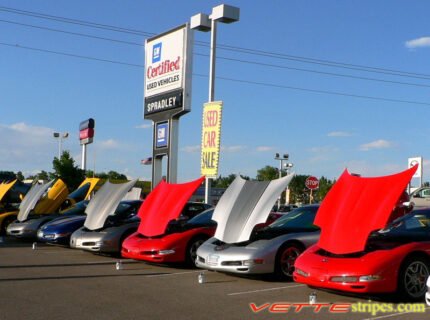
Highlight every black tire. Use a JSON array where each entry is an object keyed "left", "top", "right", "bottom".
[
  {"left": 0, "top": 216, "right": 16, "bottom": 236},
  {"left": 397, "top": 255, "right": 430, "bottom": 301},
  {"left": 274, "top": 242, "right": 304, "bottom": 281},
  {"left": 185, "top": 236, "right": 208, "bottom": 267}
]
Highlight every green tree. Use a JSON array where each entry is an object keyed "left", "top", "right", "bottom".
[
  {"left": 0, "top": 171, "right": 16, "bottom": 182},
  {"left": 256, "top": 165, "right": 279, "bottom": 181},
  {"left": 212, "top": 174, "right": 249, "bottom": 188},
  {"left": 38, "top": 170, "right": 50, "bottom": 181},
  {"left": 52, "top": 151, "right": 85, "bottom": 190},
  {"left": 16, "top": 171, "right": 24, "bottom": 181},
  {"left": 107, "top": 170, "right": 127, "bottom": 181}
]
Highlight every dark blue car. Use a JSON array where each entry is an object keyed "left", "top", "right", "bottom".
[{"left": 37, "top": 201, "right": 88, "bottom": 245}]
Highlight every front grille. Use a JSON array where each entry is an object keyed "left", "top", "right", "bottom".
[
  {"left": 82, "top": 242, "right": 96, "bottom": 246},
  {"left": 140, "top": 250, "right": 157, "bottom": 255},
  {"left": 221, "top": 261, "right": 242, "bottom": 266}
]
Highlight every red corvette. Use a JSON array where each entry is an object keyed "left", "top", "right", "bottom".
[
  {"left": 122, "top": 177, "right": 283, "bottom": 266},
  {"left": 122, "top": 208, "right": 216, "bottom": 265},
  {"left": 294, "top": 165, "right": 430, "bottom": 301}
]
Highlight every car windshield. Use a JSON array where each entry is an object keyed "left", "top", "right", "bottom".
[
  {"left": 186, "top": 209, "right": 214, "bottom": 225},
  {"left": 267, "top": 206, "right": 319, "bottom": 231},
  {"left": 108, "top": 202, "right": 139, "bottom": 217},
  {"left": 63, "top": 200, "right": 88, "bottom": 215},
  {"left": 67, "top": 183, "right": 91, "bottom": 202},
  {"left": 380, "top": 209, "right": 430, "bottom": 233}
]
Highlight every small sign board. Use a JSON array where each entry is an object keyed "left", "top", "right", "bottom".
[
  {"left": 155, "top": 122, "right": 169, "bottom": 149},
  {"left": 305, "top": 176, "right": 319, "bottom": 190},
  {"left": 201, "top": 101, "right": 223, "bottom": 178}
]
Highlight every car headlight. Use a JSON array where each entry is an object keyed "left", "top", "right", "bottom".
[
  {"left": 359, "top": 275, "right": 382, "bottom": 282},
  {"left": 158, "top": 249, "right": 175, "bottom": 255},
  {"left": 295, "top": 268, "right": 309, "bottom": 277},
  {"left": 243, "top": 259, "right": 264, "bottom": 266}
]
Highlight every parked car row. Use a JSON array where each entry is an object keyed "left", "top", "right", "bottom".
[{"left": 3, "top": 165, "right": 430, "bottom": 303}]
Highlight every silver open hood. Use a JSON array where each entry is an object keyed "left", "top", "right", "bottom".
[
  {"left": 17, "top": 180, "right": 55, "bottom": 222},
  {"left": 213, "top": 174, "right": 294, "bottom": 244},
  {"left": 84, "top": 179, "right": 137, "bottom": 230}
]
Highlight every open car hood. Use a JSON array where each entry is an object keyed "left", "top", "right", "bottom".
[
  {"left": 0, "top": 179, "right": 17, "bottom": 203},
  {"left": 213, "top": 174, "right": 294, "bottom": 244},
  {"left": 315, "top": 165, "right": 417, "bottom": 254},
  {"left": 84, "top": 180, "right": 137, "bottom": 230},
  {"left": 17, "top": 180, "right": 55, "bottom": 221},
  {"left": 137, "top": 177, "right": 205, "bottom": 237}
]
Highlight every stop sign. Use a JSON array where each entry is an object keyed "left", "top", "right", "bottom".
[{"left": 305, "top": 176, "right": 319, "bottom": 190}]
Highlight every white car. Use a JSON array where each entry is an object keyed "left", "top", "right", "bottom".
[{"left": 426, "top": 276, "right": 430, "bottom": 306}]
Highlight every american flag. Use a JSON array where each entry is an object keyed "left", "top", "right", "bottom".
[{"left": 141, "top": 157, "right": 152, "bottom": 165}]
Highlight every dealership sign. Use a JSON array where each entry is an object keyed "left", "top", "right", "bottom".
[
  {"left": 201, "top": 101, "right": 223, "bottom": 178},
  {"left": 408, "top": 157, "right": 422, "bottom": 178},
  {"left": 144, "top": 24, "right": 193, "bottom": 118},
  {"left": 79, "top": 118, "right": 95, "bottom": 145}
]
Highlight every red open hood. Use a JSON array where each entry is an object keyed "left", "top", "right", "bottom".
[
  {"left": 315, "top": 165, "right": 417, "bottom": 254},
  {"left": 137, "top": 177, "right": 205, "bottom": 237}
]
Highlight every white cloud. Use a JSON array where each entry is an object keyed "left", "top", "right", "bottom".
[
  {"left": 256, "top": 146, "right": 275, "bottom": 152},
  {"left": 359, "top": 139, "right": 393, "bottom": 151},
  {"left": 405, "top": 37, "right": 430, "bottom": 49},
  {"left": 307, "top": 146, "right": 339, "bottom": 163},
  {"left": 327, "top": 131, "right": 352, "bottom": 137},
  {"left": 98, "top": 139, "right": 120, "bottom": 149},
  {"left": 181, "top": 145, "right": 200, "bottom": 153},
  {"left": 135, "top": 123, "right": 152, "bottom": 129},
  {"left": 221, "top": 145, "right": 247, "bottom": 153}
]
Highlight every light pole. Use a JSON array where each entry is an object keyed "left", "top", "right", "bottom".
[
  {"left": 191, "top": 4, "right": 240, "bottom": 205},
  {"left": 53, "top": 132, "right": 69, "bottom": 158},
  {"left": 284, "top": 162, "right": 294, "bottom": 204},
  {"left": 274, "top": 153, "right": 289, "bottom": 209}
]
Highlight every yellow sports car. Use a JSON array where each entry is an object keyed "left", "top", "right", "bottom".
[
  {"left": 6, "top": 178, "right": 101, "bottom": 239},
  {"left": 0, "top": 179, "right": 68, "bottom": 235}
]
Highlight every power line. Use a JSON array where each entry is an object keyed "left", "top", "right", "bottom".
[
  {"left": 0, "top": 42, "right": 144, "bottom": 68},
  {"left": 1, "top": 18, "right": 430, "bottom": 89},
  {"left": 2, "top": 5, "right": 430, "bottom": 81},
  {"left": 2, "top": 41, "right": 429, "bottom": 107},
  {"left": 194, "top": 74, "right": 430, "bottom": 107}
]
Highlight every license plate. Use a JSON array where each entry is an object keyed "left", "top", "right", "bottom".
[
  {"left": 44, "top": 234, "right": 55, "bottom": 239},
  {"left": 207, "top": 254, "right": 219, "bottom": 266}
]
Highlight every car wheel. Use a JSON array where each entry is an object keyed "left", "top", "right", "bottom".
[
  {"left": 398, "top": 256, "right": 430, "bottom": 301},
  {"left": 0, "top": 216, "right": 15, "bottom": 236},
  {"left": 274, "top": 243, "right": 304, "bottom": 281},
  {"left": 185, "top": 236, "right": 208, "bottom": 267}
]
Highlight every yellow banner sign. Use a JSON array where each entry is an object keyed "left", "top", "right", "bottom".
[{"left": 201, "top": 101, "right": 223, "bottom": 178}]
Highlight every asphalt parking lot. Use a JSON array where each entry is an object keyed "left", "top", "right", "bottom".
[{"left": 0, "top": 236, "right": 428, "bottom": 320}]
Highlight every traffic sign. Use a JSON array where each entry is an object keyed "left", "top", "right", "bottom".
[{"left": 305, "top": 176, "right": 319, "bottom": 190}]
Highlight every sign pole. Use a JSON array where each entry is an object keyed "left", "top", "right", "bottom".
[{"left": 81, "top": 144, "right": 87, "bottom": 171}]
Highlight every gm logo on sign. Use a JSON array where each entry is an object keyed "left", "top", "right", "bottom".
[{"left": 152, "top": 43, "right": 162, "bottom": 63}]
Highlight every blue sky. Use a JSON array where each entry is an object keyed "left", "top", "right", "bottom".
[{"left": 1, "top": 1, "right": 430, "bottom": 186}]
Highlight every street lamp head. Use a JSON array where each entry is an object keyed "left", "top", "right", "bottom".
[
  {"left": 283, "top": 153, "right": 289, "bottom": 160},
  {"left": 275, "top": 153, "right": 280, "bottom": 159},
  {"left": 190, "top": 13, "right": 211, "bottom": 31},
  {"left": 63, "top": 132, "right": 69, "bottom": 138},
  {"left": 53, "top": 132, "right": 60, "bottom": 138},
  {"left": 285, "top": 163, "right": 294, "bottom": 168},
  {"left": 211, "top": 4, "right": 240, "bottom": 23}
]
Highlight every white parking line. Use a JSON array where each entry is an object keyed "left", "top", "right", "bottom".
[
  {"left": 145, "top": 270, "right": 202, "bottom": 278},
  {"left": 362, "top": 306, "right": 430, "bottom": 320},
  {"left": 228, "top": 284, "right": 305, "bottom": 296}
]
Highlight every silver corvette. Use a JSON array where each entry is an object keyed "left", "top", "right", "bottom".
[
  {"left": 196, "top": 205, "right": 319, "bottom": 279},
  {"left": 195, "top": 174, "right": 320, "bottom": 279},
  {"left": 70, "top": 180, "right": 141, "bottom": 254}
]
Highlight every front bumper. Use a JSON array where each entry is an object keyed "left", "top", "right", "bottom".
[
  {"left": 37, "top": 229, "right": 71, "bottom": 244},
  {"left": 293, "top": 272, "right": 389, "bottom": 294},
  {"left": 195, "top": 240, "right": 275, "bottom": 275},
  {"left": 70, "top": 230, "right": 115, "bottom": 253},
  {"left": 7, "top": 222, "right": 38, "bottom": 239}
]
